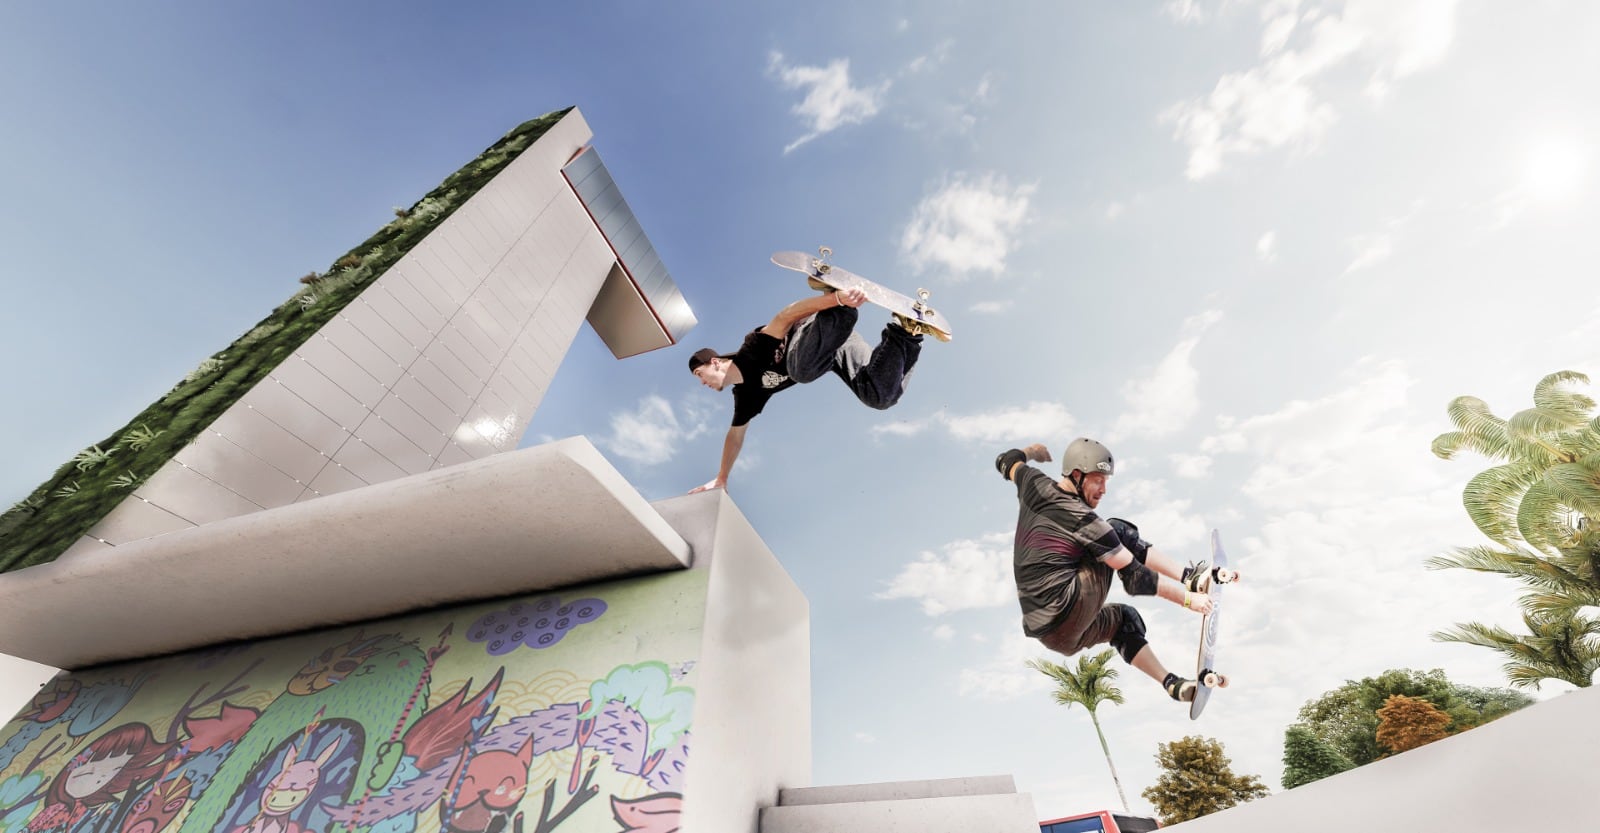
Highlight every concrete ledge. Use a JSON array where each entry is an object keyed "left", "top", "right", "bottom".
[
  {"left": 761, "top": 793, "right": 1038, "bottom": 833},
  {"left": 1164, "top": 685, "right": 1600, "bottom": 832},
  {"left": 780, "top": 775, "right": 1017, "bottom": 806},
  {"left": 0, "top": 437, "right": 690, "bottom": 669}
]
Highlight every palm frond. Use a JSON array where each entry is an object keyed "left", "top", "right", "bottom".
[
  {"left": 1509, "top": 405, "right": 1588, "bottom": 439},
  {"left": 1532, "top": 371, "right": 1593, "bottom": 418},
  {"left": 1431, "top": 431, "right": 1465, "bottom": 460},
  {"left": 1462, "top": 464, "right": 1541, "bottom": 545},
  {"left": 1444, "top": 396, "right": 1511, "bottom": 459},
  {"left": 1545, "top": 463, "right": 1600, "bottom": 518},
  {"left": 1515, "top": 480, "right": 1571, "bottom": 555}
]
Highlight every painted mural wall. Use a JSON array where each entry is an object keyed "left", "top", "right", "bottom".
[{"left": 0, "top": 570, "right": 706, "bottom": 833}]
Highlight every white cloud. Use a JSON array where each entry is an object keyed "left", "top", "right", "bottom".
[
  {"left": 1170, "top": 452, "right": 1214, "bottom": 479},
  {"left": 1106, "top": 477, "right": 1210, "bottom": 552},
  {"left": 1344, "top": 201, "right": 1421, "bottom": 274},
  {"left": 900, "top": 172, "right": 1036, "bottom": 280},
  {"left": 970, "top": 300, "right": 1013, "bottom": 315},
  {"left": 769, "top": 52, "right": 891, "bottom": 154},
  {"left": 932, "top": 624, "right": 955, "bottom": 640},
  {"left": 1256, "top": 230, "right": 1278, "bottom": 262},
  {"left": 1105, "top": 201, "right": 1126, "bottom": 220},
  {"left": 602, "top": 395, "right": 707, "bottom": 465},
  {"left": 1165, "top": 0, "right": 1459, "bottom": 179},
  {"left": 874, "top": 401, "right": 1077, "bottom": 444},
  {"left": 1164, "top": 0, "right": 1208, "bottom": 24},
  {"left": 957, "top": 627, "right": 1055, "bottom": 701},
  {"left": 855, "top": 731, "right": 879, "bottom": 743},
  {"left": 876, "top": 532, "right": 1014, "bottom": 615},
  {"left": 1200, "top": 357, "right": 1436, "bottom": 511},
  {"left": 1107, "top": 309, "right": 1223, "bottom": 442}
]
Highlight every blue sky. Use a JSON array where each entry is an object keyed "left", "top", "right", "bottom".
[{"left": 5, "top": 0, "right": 1600, "bottom": 819}]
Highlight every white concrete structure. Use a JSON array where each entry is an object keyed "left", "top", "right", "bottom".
[
  {"left": 764, "top": 776, "right": 1039, "bottom": 833},
  {"left": 0, "top": 439, "right": 691, "bottom": 669},
  {"left": 62, "top": 108, "right": 693, "bottom": 561},
  {"left": 1165, "top": 684, "right": 1600, "bottom": 832},
  {"left": 1, "top": 439, "right": 814, "bottom": 833}
]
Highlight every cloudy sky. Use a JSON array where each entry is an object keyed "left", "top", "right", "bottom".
[{"left": 4, "top": 0, "right": 1600, "bottom": 819}]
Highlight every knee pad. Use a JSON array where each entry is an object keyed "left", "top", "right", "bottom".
[
  {"left": 1109, "top": 604, "right": 1148, "bottom": 664},
  {"left": 1107, "top": 517, "right": 1149, "bottom": 563},
  {"left": 1117, "top": 560, "right": 1159, "bottom": 596}
]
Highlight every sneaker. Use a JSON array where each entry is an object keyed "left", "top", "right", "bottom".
[
  {"left": 1163, "top": 673, "right": 1197, "bottom": 702},
  {"left": 892, "top": 313, "right": 947, "bottom": 342},
  {"left": 1181, "top": 560, "right": 1213, "bottom": 593},
  {"left": 807, "top": 275, "right": 836, "bottom": 293}
]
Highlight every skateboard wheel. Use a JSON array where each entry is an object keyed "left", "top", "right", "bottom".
[
  {"left": 917, "top": 288, "right": 930, "bottom": 301},
  {"left": 819, "top": 246, "right": 832, "bottom": 258},
  {"left": 1202, "top": 671, "right": 1220, "bottom": 687}
]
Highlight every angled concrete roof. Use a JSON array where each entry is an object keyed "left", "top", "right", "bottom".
[
  {"left": 0, "top": 437, "right": 690, "bottom": 669},
  {"left": 1165, "top": 684, "right": 1600, "bottom": 832}
]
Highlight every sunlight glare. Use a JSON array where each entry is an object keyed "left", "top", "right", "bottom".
[{"left": 1521, "top": 136, "right": 1587, "bottom": 200}]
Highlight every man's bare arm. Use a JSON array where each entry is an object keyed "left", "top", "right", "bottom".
[
  {"left": 690, "top": 424, "right": 748, "bottom": 493},
  {"left": 760, "top": 287, "right": 867, "bottom": 339},
  {"left": 1001, "top": 442, "right": 1053, "bottom": 481}
]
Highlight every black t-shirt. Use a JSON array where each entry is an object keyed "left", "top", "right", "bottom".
[{"left": 730, "top": 328, "right": 796, "bottom": 426}]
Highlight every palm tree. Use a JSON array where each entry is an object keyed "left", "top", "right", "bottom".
[
  {"left": 1435, "top": 611, "right": 1600, "bottom": 689},
  {"left": 1431, "top": 370, "right": 1600, "bottom": 553},
  {"left": 1431, "top": 370, "right": 1600, "bottom": 688},
  {"left": 1028, "top": 649, "right": 1130, "bottom": 812}
]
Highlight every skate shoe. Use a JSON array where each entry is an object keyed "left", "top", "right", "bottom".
[
  {"left": 1182, "top": 560, "right": 1214, "bottom": 593},
  {"left": 1163, "top": 673, "right": 1197, "bottom": 703},
  {"left": 892, "top": 312, "right": 946, "bottom": 342}
]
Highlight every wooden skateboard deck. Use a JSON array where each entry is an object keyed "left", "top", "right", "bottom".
[
  {"left": 1191, "top": 529, "right": 1229, "bottom": 719},
  {"left": 772, "top": 248, "right": 953, "bottom": 341}
]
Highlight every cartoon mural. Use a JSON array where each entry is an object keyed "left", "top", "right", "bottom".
[{"left": 0, "top": 572, "right": 706, "bottom": 833}]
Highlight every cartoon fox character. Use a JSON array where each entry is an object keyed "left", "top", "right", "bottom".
[
  {"left": 231, "top": 740, "right": 339, "bottom": 833},
  {"left": 438, "top": 739, "right": 534, "bottom": 833}
]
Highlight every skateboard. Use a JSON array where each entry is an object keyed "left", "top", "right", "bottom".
[
  {"left": 1190, "top": 529, "right": 1231, "bottom": 719},
  {"left": 771, "top": 247, "right": 953, "bottom": 342}
]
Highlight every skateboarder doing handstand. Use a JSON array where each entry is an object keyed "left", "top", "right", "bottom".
[
  {"left": 996, "top": 438, "right": 1234, "bottom": 703},
  {"left": 688, "top": 286, "right": 924, "bottom": 493}
]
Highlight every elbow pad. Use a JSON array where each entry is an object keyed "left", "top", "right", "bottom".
[
  {"left": 1107, "top": 517, "right": 1150, "bottom": 564},
  {"left": 995, "top": 449, "right": 1026, "bottom": 479},
  {"left": 1118, "top": 560, "right": 1159, "bottom": 596}
]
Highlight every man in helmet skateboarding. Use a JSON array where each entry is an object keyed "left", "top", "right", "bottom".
[
  {"left": 686, "top": 286, "right": 926, "bottom": 494},
  {"left": 996, "top": 438, "right": 1238, "bottom": 704}
]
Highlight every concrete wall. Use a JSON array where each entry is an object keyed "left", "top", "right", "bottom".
[
  {"left": 1165, "top": 684, "right": 1600, "bottom": 832},
  {"left": 656, "top": 493, "right": 813, "bottom": 833},
  {"left": 63, "top": 108, "right": 678, "bottom": 561}
]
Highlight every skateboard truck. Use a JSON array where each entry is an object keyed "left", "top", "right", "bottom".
[{"left": 812, "top": 245, "right": 833, "bottom": 275}]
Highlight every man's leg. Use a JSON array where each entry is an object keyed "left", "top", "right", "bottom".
[
  {"left": 831, "top": 322, "right": 923, "bottom": 410},
  {"left": 785, "top": 306, "right": 859, "bottom": 383}
]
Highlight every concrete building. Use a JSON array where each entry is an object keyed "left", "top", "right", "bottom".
[{"left": 0, "top": 107, "right": 1041, "bottom": 833}]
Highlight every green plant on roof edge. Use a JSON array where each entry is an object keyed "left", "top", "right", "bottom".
[{"left": 0, "top": 107, "right": 575, "bottom": 573}]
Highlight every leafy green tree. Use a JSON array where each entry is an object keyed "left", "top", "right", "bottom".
[
  {"left": 1281, "top": 725, "right": 1355, "bottom": 789},
  {"left": 1028, "top": 649, "right": 1130, "bottom": 812},
  {"left": 1431, "top": 370, "right": 1600, "bottom": 689},
  {"left": 1141, "top": 735, "right": 1269, "bottom": 824},
  {"left": 1374, "top": 694, "right": 1452, "bottom": 755},
  {"left": 1295, "top": 668, "right": 1533, "bottom": 765}
]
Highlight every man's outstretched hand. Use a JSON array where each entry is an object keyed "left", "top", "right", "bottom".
[
  {"left": 835, "top": 287, "right": 868, "bottom": 308},
  {"left": 1183, "top": 592, "right": 1215, "bottom": 615},
  {"left": 1022, "top": 443, "right": 1052, "bottom": 463},
  {"left": 689, "top": 477, "right": 726, "bottom": 494}
]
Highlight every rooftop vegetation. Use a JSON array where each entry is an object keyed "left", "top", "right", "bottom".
[{"left": 0, "top": 107, "right": 574, "bottom": 573}]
